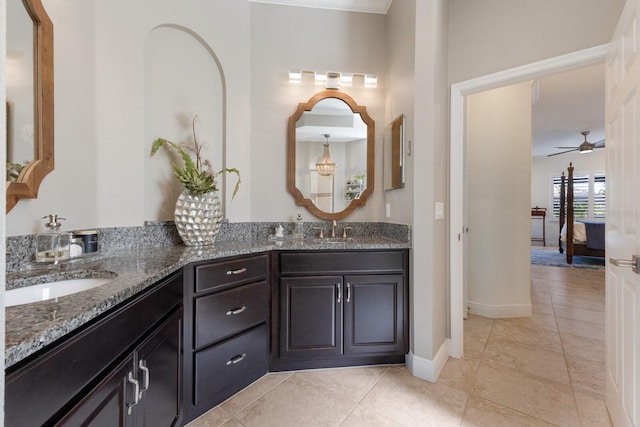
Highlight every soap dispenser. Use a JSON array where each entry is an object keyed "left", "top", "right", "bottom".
[
  {"left": 294, "top": 213, "right": 304, "bottom": 239},
  {"left": 35, "top": 214, "right": 72, "bottom": 263}
]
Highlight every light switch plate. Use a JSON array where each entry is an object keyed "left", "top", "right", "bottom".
[
  {"left": 435, "top": 202, "right": 444, "bottom": 219},
  {"left": 385, "top": 203, "right": 391, "bottom": 218}
]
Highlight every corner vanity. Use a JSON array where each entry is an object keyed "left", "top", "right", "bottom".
[{"left": 4, "top": 232, "right": 410, "bottom": 426}]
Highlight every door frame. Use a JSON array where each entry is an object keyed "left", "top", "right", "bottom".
[{"left": 449, "top": 44, "right": 609, "bottom": 358}]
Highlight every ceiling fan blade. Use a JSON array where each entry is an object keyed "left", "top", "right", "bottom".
[
  {"left": 547, "top": 148, "right": 579, "bottom": 157},
  {"left": 594, "top": 139, "right": 605, "bottom": 148},
  {"left": 555, "top": 146, "right": 579, "bottom": 149}
]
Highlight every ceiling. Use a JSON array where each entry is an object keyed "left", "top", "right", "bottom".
[
  {"left": 532, "top": 63, "right": 605, "bottom": 158},
  {"left": 248, "top": 0, "right": 393, "bottom": 14},
  {"left": 251, "top": 1, "right": 606, "bottom": 159}
]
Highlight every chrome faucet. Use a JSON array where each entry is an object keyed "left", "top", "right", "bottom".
[{"left": 330, "top": 220, "right": 337, "bottom": 238}]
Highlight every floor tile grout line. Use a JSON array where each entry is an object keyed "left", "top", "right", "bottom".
[
  {"left": 546, "top": 265, "right": 597, "bottom": 426},
  {"left": 223, "top": 371, "right": 294, "bottom": 420},
  {"left": 336, "top": 365, "right": 392, "bottom": 426}
]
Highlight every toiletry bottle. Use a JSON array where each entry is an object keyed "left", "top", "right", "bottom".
[
  {"left": 69, "top": 238, "right": 84, "bottom": 258},
  {"left": 295, "top": 213, "right": 304, "bottom": 239},
  {"left": 35, "top": 214, "right": 72, "bottom": 263}
]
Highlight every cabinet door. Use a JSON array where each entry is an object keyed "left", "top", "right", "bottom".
[
  {"left": 135, "top": 309, "right": 183, "bottom": 427},
  {"left": 343, "top": 275, "right": 407, "bottom": 355},
  {"left": 280, "top": 276, "right": 343, "bottom": 359},
  {"left": 54, "top": 356, "right": 133, "bottom": 427}
]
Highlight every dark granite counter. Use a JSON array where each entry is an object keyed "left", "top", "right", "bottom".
[{"left": 5, "top": 237, "right": 410, "bottom": 368}]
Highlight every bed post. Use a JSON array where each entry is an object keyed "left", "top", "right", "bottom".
[
  {"left": 567, "top": 162, "right": 574, "bottom": 264},
  {"left": 559, "top": 171, "right": 565, "bottom": 253}
]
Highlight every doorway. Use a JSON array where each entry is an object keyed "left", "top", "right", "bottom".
[{"left": 449, "top": 44, "right": 609, "bottom": 358}]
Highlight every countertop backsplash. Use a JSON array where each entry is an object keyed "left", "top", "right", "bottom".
[{"left": 6, "top": 220, "right": 412, "bottom": 274}]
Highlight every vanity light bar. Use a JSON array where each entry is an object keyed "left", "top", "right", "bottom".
[{"left": 288, "top": 69, "right": 376, "bottom": 89}]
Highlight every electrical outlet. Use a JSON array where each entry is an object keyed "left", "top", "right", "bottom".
[{"left": 385, "top": 203, "right": 391, "bottom": 218}]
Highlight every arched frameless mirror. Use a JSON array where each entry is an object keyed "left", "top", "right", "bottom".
[
  {"left": 6, "top": 0, "right": 54, "bottom": 212},
  {"left": 287, "top": 90, "right": 374, "bottom": 220}
]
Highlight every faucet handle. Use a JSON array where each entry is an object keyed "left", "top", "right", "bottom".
[
  {"left": 312, "top": 227, "right": 324, "bottom": 239},
  {"left": 342, "top": 227, "right": 353, "bottom": 238}
]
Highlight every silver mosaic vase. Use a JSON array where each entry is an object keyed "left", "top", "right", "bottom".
[{"left": 174, "top": 189, "right": 222, "bottom": 246}]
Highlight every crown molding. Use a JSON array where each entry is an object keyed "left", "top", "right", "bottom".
[{"left": 248, "top": 0, "right": 393, "bottom": 14}]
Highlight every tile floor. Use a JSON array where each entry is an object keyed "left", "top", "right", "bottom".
[{"left": 188, "top": 264, "right": 609, "bottom": 426}]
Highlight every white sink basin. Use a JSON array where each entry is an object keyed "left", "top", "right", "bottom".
[{"left": 6, "top": 278, "right": 111, "bottom": 307}]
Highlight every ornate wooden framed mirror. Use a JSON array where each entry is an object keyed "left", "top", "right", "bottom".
[
  {"left": 6, "top": 0, "right": 54, "bottom": 212},
  {"left": 287, "top": 90, "right": 374, "bottom": 220}
]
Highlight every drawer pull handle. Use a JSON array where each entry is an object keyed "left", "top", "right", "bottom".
[
  {"left": 337, "top": 283, "right": 341, "bottom": 303},
  {"left": 346, "top": 283, "right": 351, "bottom": 303},
  {"left": 226, "top": 353, "right": 247, "bottom": 366},
  {"left": 227, "top": 267, "right": 247, "bottom": 275},
  {"left": 126, "top": 371, "right": 139, "bottom": 415},
  {"left": 226, "top": 306, "right": 247, "bottom": 316}
]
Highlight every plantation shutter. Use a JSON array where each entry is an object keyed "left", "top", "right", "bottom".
[
  {"left": 551, "top": 173, "right": 605, "bottom": 219},
  {"left": 572, "top": 174, "right": 589, "bottom": 218},
  {"left": 594, "top": 174, "right": 606, "bottom": 218}
]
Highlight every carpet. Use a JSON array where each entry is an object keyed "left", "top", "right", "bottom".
[{"left": 531, "top": 248, "right": 605, "bottom": 270}]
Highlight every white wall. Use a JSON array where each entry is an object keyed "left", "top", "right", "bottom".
[
  {"left": 448, "top": 0, "right": 625, "bottom": 84},
  {"left": 532, "top": 150, "right": 605, "bottom": 247},
  {"left": 466, "top": 82, "right": 533, "bottom": 317}
]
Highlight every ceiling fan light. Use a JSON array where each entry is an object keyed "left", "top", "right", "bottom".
[{"left": 579, "top": 146, "right": 593, "bottom": 154}]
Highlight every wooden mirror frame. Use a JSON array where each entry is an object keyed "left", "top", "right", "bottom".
[
  {"left": 287, "top": 90, "right": 374, "bottom": 220},
  {"left": 6, "top": 0, "right": 54, "bottom": 213}
]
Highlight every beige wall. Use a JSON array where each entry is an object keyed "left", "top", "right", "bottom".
[
  {"left": 411, "top": 0, "right": 449, "bottom": 364},
  {"left": 384, "top": 0, "right": 415, "bottom": 225},
  {"left": 8, "top": 0, "right": 97, "bottom": 235},
  {"left": 248, "top": 4, "right": 387, "bottom": 223},
  {"left": 448, "top": 0, "right": 625, "bottom": 84},
  {"left": 466, "top": 82, "right": 533, "bottom": 315}
]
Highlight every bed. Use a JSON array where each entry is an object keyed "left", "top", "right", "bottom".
[{"left": 558, "top": 162, "right": 605, "bottom": 264}]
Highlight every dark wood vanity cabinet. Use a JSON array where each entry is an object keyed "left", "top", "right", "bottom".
[
  {"left": 5, "top": 271, "right": 184, "bottom": 427},
  {"left": 182, "top": 253, "right": 269, "bottom": 424},
  {"left": 271, "top": 250, "right": 409, "bottom": 371},
  {"left": 57, "top": 310, "right": 182, "bottom": 427}
]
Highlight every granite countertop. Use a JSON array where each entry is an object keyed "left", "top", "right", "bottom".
[{"left": 5, "top": 237, "right": 410, "bottom": 368}]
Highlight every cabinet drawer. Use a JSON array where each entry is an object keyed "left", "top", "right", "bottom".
[
  {"left": 280, "top": 250, "right": 405, "bottom": 275},
  {"left": 194, "top": 281, "right": 268, "bottom": 349},
  {"left": 194, "top": 324, "right": 268, "bottom": 407},
  {"left": 195, "top": 254, "right": 267, "bottom": 293}
]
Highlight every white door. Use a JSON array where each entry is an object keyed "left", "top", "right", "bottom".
[{"left": 606, "top": 0, "right": 640, "bottom": 425}]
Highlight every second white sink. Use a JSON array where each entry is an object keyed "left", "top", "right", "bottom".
[{"left": 6, "top": 278, "right": 112, "bottom": 307}]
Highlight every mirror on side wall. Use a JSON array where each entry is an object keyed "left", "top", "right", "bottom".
[
  {"left": 287, "top": 90, "right": 374, "bottom": 220},
  {"left": 6, "top": 0, "right": 54, "bottom": 212},
  {"left": 383, "top": 114, "right": 405, "bottom": 190}
]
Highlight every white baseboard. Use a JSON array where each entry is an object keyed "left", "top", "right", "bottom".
[
  {"left": 406, "top": 338, "right": 450, "bottom": 383},
  {"left": 467, "top": 301, "right": 532, "bottom": 318}
]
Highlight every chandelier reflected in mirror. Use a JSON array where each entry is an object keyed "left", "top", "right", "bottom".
[{"left": 316, "top": 133, "right": 336, "bottom": 176}]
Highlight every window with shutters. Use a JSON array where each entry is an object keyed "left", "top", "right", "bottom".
[{"left": 552, "top": 173, "right": 606, "bottom": 219}]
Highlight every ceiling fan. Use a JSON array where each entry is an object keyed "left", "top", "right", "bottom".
[{"left": 548, "top": 131, "right": 605, "bottom": 157}]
